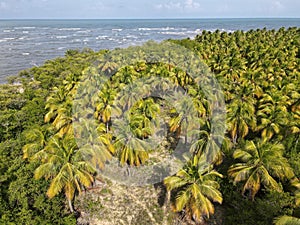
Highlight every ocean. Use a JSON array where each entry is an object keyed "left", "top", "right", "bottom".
[{"left": 0, "top": 18, "right": 300, "bottom": 83}]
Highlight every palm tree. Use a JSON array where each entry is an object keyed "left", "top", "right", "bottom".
[
  {"left": 94, "top": 87, "right": 117, "bottom": 133},
  {"left": 169, "top": 93, "right": 199, "bottom": 144},
  {"left": 44, "top": 86, "right": 70, "bottom": 123},
  {"left": 44, "top": 86, "right": 73, "bottom": 137},
  {"left": 290, "top": 178, "right": 300, "bottom": 207},
  {"left": 226, "top": 96, "right": 256, "bottom": 144},
  {"left": 256, "top": 92, "right": 290, "bottom": 140},
  {"left": 273, "top": 215, "right": 300, "bottom": 225},
  {"left": 189, "top": 117, "right": 226, "bottom": 165},
  {"left": 113, "top": 65, "right": 139, "bottom": 85},
  {"left": 51, "top": 106, "right": 73, "bottom": 137},
  {"left": 73, "top": 118, "right": 114, "bottom": 169},
  {"left": 116, "top": 79, "right": 151, "bottom": 112},
  {"left": 128, "top": 98, "right": 161, "bottom": 141},
  {"left": 228, "top": 139, "right": 294, "bottom": 200},
  {"left": 32, "top": 135, "right": 96, "bottom": 212},
  {"left": 164, "top": 155, "right": 223, "bottom": 223},
  {"left": 113, "top": 117, "right": 149, "bottom": 167},
  {"left": 22, "top": 126, "right": 49, "bottom": 159},
  {"left": 134, "top": 98, "right": 160, "bottom": 122}
]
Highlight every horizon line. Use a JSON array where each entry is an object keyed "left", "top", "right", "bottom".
[{"left": 1, "top": 17, "right": 300, "bottom": 20}]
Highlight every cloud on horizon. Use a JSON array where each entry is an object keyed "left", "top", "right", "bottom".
[{"left": 0, "top": 0, "right": 299, "bottom": 19}]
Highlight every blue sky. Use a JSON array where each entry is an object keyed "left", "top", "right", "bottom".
[{"left": 0, "top": 0, "right": 299, "bottom": 19}]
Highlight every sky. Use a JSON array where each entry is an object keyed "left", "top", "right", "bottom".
[{"left": 0, "top": 0, "right": 299, "bottom": 19}]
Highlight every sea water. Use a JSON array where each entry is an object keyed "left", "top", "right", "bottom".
[{"left": 0, "top": 18, "right": 299, "bottom": 83}]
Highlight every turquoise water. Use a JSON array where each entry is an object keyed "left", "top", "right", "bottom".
[{"left": 0, "top": 18, "right": 299, "bottom": 82}]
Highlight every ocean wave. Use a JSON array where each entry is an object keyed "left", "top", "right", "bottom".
[
  {"left": 112, "top": 28, "right": 123, "bottom": 31},
  {"left": 22, "top": 53, "right": 30, "bottom": 56},
  {"left": 126, "top": 35, "right": 138, "bottom": 39},
  {"left": 220, "top": 28, "right": 234, "bottom": 33},
  {"left": 96, "top": 35, "right": 109, "bottom": 40},
  {"left": 139, "top": 32, "right": 150, "bottom": 36},
  {"left": 71, "top": 39, "right": 82, "bottom": 43},
  {"left": 159, "top": 31, "right": 187, "bottom": 35},
  {"left": 157, "top": 29, "right": 207, "bottom": 37},
  {"left": 138, "top": 27, "right": 175, "bottom": 31},
  {"left": 14, "top": 26, "right": 36, "bottom": 29},
  {"left": 76, "top": 30, "right": 91, "bottom": 33},
  {"left": 3, "top": 29, "right": 14, "bottom": 33},
  {"left": 56, "top": 36, "right": 68, "bottom": 39},
  {"left": 58, "top": 28, "right": 81, "bottom": 31}
]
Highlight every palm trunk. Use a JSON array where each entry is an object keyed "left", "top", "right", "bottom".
[
  {"left": 185, "top": 118, "right": 188, "bottom": 144},
  {"left": 127, "top": 166, "right": 131, "bottom": 176},
  {"left": 162, "top": 190, "right": 170, "bottom": 225},
  {"left": 68, "top": 198, "right": 74, "bottom": 213}
]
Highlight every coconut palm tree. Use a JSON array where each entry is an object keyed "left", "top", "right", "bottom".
[
  {"left": 73, "top": 118, "right": 114, "bottom": 169},
  {"left": 164, "top": 155, "right": 223, "bottom": 223},
  {"left": 273, "top": 215, "right": 300, "bottom": 225},
  {"left": 189, "top": 115, "right": 226, "bottom": 165},
  {"left": 129, "top": 98, "right": 161, "bottom": 139},
  {"left": 134, "top": 98, "right": 160, "bottom": 121},
  {"left": 290, "top": 178, "right": 300, "bottom": 207},
  {"left": 226, "top": 96, "right": 256, "bottom": 144},
  {"left": 22, "top": 126, "right": 49, "bottom": 159},
  {"left": 113, "top": 117, "right": 150, "bottom": 167},
  {"left": 32, "top": 135, "right": 96, "bottom": 212},
  {"left": 256, "top": 92, "right": 290, "bottom": 140},
  {"left": 94, "top": 86, "right": 117, "bottom": 133},
  {"left": 116, "top": 79, "right": 151, "bottom": 112},
  {"left": 44, "top": 86, "right": 73, "bottom": 137},
  {"left": 228, "top": 139, "right": 294, "bottom": 200},
  {"left": 169, "top": 93, "right": 199, "bottom": 144}
]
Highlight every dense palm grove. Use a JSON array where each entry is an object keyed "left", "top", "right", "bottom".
[{"left": 0, "top": 28, "right": 299, "bottom": 225}]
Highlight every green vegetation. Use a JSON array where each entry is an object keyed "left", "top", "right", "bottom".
[{"left": 0, "top": 28, "right": 299, "bottom": 225}]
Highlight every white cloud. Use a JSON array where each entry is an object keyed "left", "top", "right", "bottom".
[
  {"left": 161, "top": 1, "right": 181, "bottom": 10},
  {"left": 185, "top": 0, "right": 200, "bottom": 9},
  {"left": 0, "top": 0, "right": 299, "bottom": 19},
  {"left": 155, "top": 0, "right": 201, "bottom": 11},
  {"left": 271, "top": 0, "right": 284, "bottom": 10}
]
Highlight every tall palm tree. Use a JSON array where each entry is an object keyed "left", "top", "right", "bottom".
[
  {"left": 164, "top": 155, "right": 223, "bottom": 223},
  {"left": 228, "top": 139, "right": 294, "bottom": 200},
  {"left": 32, "top": 135, "right": 96, "bottom": 212}
]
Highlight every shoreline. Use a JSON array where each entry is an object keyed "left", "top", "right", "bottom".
[{"left": 1, "top": 22, "right": 299, "bottom": 83}]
